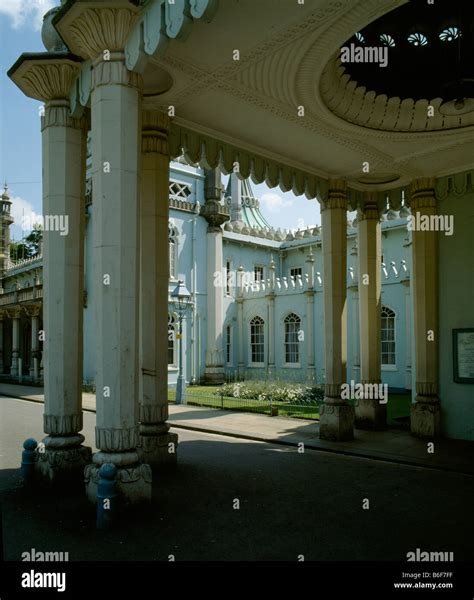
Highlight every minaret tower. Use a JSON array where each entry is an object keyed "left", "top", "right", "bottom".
[{"left": 0, "top": 183, "right": 14, "bottom": 278}]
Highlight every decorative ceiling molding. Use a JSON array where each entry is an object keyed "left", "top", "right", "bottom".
[
  {"left": 168, "top": 122, "right": 329, "bottom": 201},
  {"left": 125, "top": 0, "right": 218, "bottom": 72},
  {"left": 321, "top": 57, "right": 474, "bottom": 133}
]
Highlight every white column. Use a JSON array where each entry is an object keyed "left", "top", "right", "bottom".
[
  {"left": 29, "top": 307, "right": 40, "bottom": 378},
  {"left": 202, "top": 169, "right": 228, "bottom": 384},
  {"left": 0, "top": 310, "right": 4, "bottom": 373},
  {"left": 85, "top": 52, "right": 151, "bottom": 503},
  {"left": 355, "top": 195, "right": 385, "bottom": 429},
  {"left": 351, "top": 289, "right": 360, "bottom": 380},
  {"left": 138, "top": 110, "right": 178, "bottom": 469},
  {"left": 305, "top": 248, "right": 316, "bottom": 384},
  {"left": 267, "top": 258, "right": 276, "bottom": 377},
  {"left": 409, "top": 179, "right": 441, "bottom": 437},
  {"left": 319, "top": 180, "right": 354, "bottom": 441},
  {"left": 39, "top": 90, "right": 91, "bottom": 483},
  {"left": 237, "top": 266, "right": 245, "bottom": 378},
  {"left": 403, "top": 280, "right": 412, "bottom": 390},
  {"left": 10, "top": 308, "right": 21, "bottom": 377}
]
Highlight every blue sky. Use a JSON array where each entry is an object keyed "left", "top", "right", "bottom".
[{"left": 0, "top": 0, "right": 320, "bottom": 241}]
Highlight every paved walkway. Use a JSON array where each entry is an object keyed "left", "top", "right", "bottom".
[{"left": 1, "top": 382, "right": 473, "bottom": 475}]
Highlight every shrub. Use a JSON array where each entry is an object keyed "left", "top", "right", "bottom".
[{"left": 216, "top": 381, "right": 325, "bottom": 405}]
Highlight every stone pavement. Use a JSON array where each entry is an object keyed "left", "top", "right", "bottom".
[{"left": 1, "top": 382, "right": 473, "bottom": 475}]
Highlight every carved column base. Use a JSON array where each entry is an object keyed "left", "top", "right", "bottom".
[
  {"left": 137, "top": 431, "right": 178, "bottom": 470},
  {"left": 204, "top": 367, "right": 225, "bottom": 385},
  {"left": 354, "top": 399, "right": 387, "bottom": 431},
  {"left": 84, "top": 451, "right": 152, "bottom": 505},
  {"left": 267, "top": 365, "right": 275, "bottom": 379},
  {"left": 36, "top": 434, "right": 92, "bottom": 485},
  {"left": 319, "top": 400, "right": 354, "bottom": 441},
  {"left": 411, "top": 397, "right": 441, "bottom": 438}
]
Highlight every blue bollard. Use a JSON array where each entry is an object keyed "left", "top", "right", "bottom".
[
  {"left": 96, "top": 463, "right": 118, "bottom": 530},
  {"left": 20, "top": 438, "right": 38, "bottom": 483}
]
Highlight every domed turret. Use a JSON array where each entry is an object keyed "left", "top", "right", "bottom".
[{"left": 0, "top": 183, "right": 14, "bottom": 277}]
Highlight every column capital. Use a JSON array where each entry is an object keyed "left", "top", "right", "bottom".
[
  {"left": 141, "top": 110, "right": 170, "bottom": 155},
  {"left": 91, "top": 52, "right": 143, "bottom": 91},
  {"left": 24, "top": 304, "right": 42, "bottom": 318},
  {"left": 358, "top": 191, "right": 381, "bottom": 221},
  {"left": 409, "top": 178, "right": 436, "bottom": 210},
  {"left": 54, "top": 1, "right": 140, "bottom": 61},
  {"left": 42, "top": 99, "right": 88, "bottom": 132},
  {"left": 321, "top": 179, "right": 348, "bottom": 211},
  {"left": 6, "top": 307, "right": 22, "bottom": 319},
  {"left": 8, "top": 55, "right": 83, "bottom": 103}
]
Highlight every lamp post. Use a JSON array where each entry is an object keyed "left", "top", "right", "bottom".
[{"left": 171, "top": 280, "right": 192, "bottom": 405}]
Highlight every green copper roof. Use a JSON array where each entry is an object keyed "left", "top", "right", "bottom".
[{"left": 225, "top": 176, "right": 272, "bottom": 230}]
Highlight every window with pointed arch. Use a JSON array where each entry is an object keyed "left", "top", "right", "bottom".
[
  {"left": 250, "top": 316, "right": 265, "bottom": 365},
  {"left": 168, "top": 314, "right": 177, "bottom": 368},
  {"left": 381, "top": 306, "right": 396, "bottom": 366},
  {"left": 284, "top": 312, "right": 301, "bottom": 365},
  {"left": 169, "top": 224, "right": 178, "bottom": 280}
]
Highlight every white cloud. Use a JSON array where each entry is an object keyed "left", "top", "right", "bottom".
[
  {"left": 0, "top": 0, "right": 56, "bottom": 31},
  {"left": 259, "top": 192, "right": 294, "bottom": 213},
  {"left": 10, "top": 195, "right": 42, "bottom": 236}
]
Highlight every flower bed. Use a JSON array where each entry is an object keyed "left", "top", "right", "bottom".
[{"left": 215, "top": 381, "right": 325, "bottom": 405}]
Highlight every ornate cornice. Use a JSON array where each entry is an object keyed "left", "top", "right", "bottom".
[
  {"left": 55, "top": 4, "right": 140, "bottom": 60},
  {"left": 321, "top": 56, "right": 474, "bottom": 134}
]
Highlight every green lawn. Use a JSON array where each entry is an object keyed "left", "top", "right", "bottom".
[{"left": 169, "top": 385, "right": 412, "bottom": 423}]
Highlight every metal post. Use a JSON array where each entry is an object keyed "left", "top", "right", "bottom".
[
  {"left": 176, "top": 316, "right": 186, "bottom": 405},
  {"left": 20, "top": 438, "right": 37, "bottom": 483},
  {"left": 96, "top": 464, "right": 118, "bottom": 530}
]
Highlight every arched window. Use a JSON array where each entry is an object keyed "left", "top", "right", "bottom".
[
  {"left": 169, "top": 224, "right": 178, "bottom": 280},
  {"left": 284, "top": 313, "right": 301, "bottom": 364},
  {"left": 168, "top": 314, "right": 177, "bottom": 367},
  {"left": 250, "top": 316, "right": 265, "bottom": 364},
  {"left": 381, "top": 306, "right": 396, "bottom": 365}
]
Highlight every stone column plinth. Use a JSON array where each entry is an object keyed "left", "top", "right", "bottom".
[
  {"left": 355, "top": 196, "right": 386, "bottom": 430},
  {"left": 85, "top": 52, "right": 151, "bottom": 503},
  {"left": 409, "top": 179, "right": 441, "bottom": 437},
  {"left": 137, "top": 110, "right": 178, "bottom": 470},
  {"left": 319, "top": 180, "right": 354, "bottom": 441}
]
